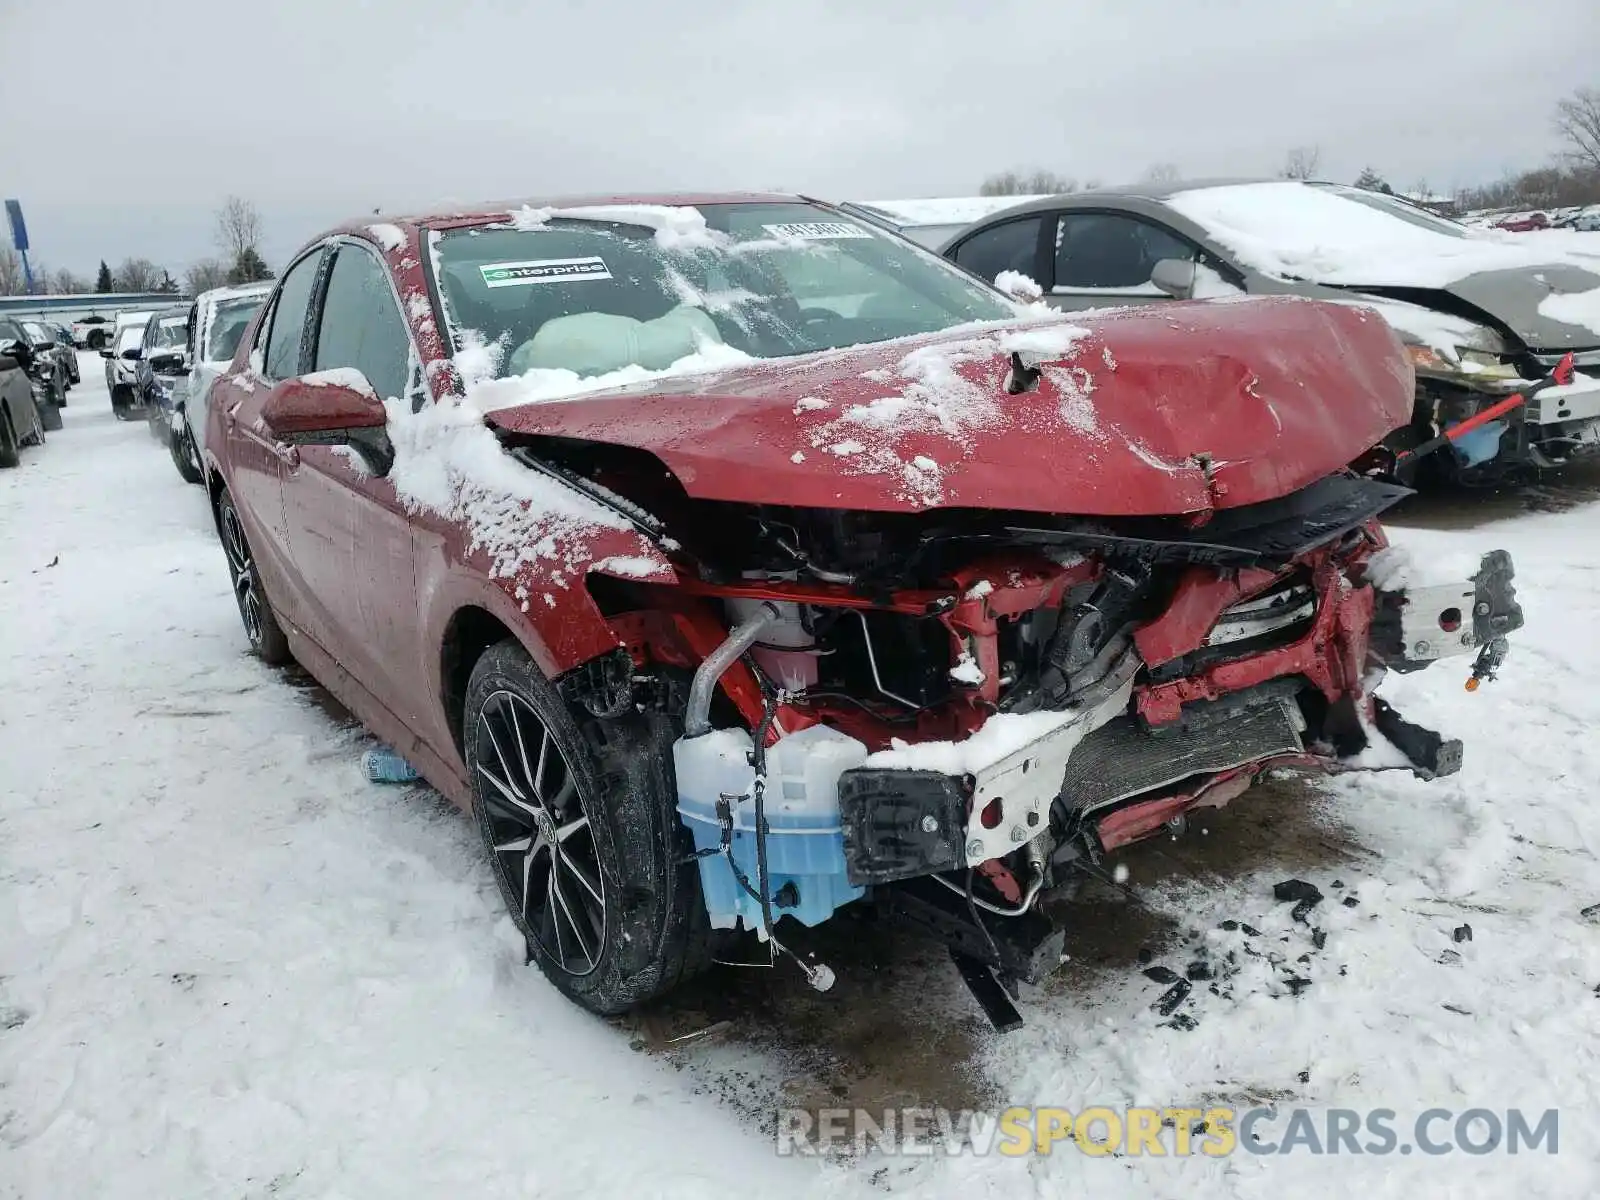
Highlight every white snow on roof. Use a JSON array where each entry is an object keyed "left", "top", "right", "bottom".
[
  {"left": 505, "top": 203, "right": 719, "bottom": 249},
  {"left": 1538, "top": 284, "right": 1600, "bottom": 338},
  {"left": 1167, "top": 181, "right": 1600, "bottom": 287},
  {"left": 855, "top": 196, "right": 1052, "bottom": 227},
  {"left": 367, "top": 223, "right": 408, "bottom": 253}
]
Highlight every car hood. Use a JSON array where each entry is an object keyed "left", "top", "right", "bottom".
[{"left": 485, "top": 298, "right": 1414, "bottom": 518}]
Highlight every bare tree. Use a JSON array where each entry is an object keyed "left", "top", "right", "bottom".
[
  {"left": 215, "top": 196, "right": 264, "bottom": 262},
  {"left": 50, "top": 267, "right": 89, "bottom": 294},
  {"left": 114, "top": 258, "right": 163, "bottom": 291},
  {"left": 185, "top": 257, "right": 231, "bottom": 296},
  {"left": 1279, "top": 145, "right": 1323, "bottom": 181},
  {"left": 980, "top": 168, "right": 1077, "bottom": 196},
  {"left": 1142, "top": 162, "right": 1181, "bottom": 185},
  {"left": 0, "top": 246, "right": 25, "bottom": 295},
  {"left": 1555, "top": 87, "right": 1600, "bottom": 172}
]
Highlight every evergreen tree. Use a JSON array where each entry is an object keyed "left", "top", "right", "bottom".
[{"left": 95, "top": 260, "right": 114, "bottom": 292}]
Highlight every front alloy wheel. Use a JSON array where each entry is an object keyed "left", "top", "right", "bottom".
[
  {"left": 475, "top": 689, "right": 608, "bottom": 977},
  {"left": 217, "top": 489, "right": 292, "bottom": 664}
]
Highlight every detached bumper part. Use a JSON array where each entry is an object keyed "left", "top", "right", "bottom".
[{"left": 1370, "top": 549, "right": 1523, "bottom": 673}]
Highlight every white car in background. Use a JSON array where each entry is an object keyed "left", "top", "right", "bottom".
[
  {"left": 102, "top": 311, "right": 152, "bottom": 417},
  {"left": 167, "top": 282, "right": 271, "bottom": 484}
]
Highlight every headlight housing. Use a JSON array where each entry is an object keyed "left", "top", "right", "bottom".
[{"left": 1407, "top": 344, "right": 1522, "bottom": 382}]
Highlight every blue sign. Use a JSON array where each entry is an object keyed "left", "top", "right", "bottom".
[{"left": 5, "top": 200, "right": 28, "bottom": 252}]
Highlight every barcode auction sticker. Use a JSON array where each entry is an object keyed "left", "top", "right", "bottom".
[
  {"left": 761, "top": 222, "right": 874, "bottom": 241},
  {"left": 479, "top": 257, "right": 613, "bottom": 288}
]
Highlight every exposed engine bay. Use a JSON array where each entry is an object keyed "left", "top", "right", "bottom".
[{"left": 523, "top": 436, "right": 1525, "bottom": 1028}]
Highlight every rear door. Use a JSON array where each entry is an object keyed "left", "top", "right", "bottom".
[{"left": 277, "top": 238, "right": 427, "bottom": 726}]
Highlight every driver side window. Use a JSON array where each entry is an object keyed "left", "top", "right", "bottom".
[
  {"left": 311, "top": 244, "right": 412, "bottom": 403},
  {"left": 1053, "top": 213, "right": 1195, "bottom": 290}
]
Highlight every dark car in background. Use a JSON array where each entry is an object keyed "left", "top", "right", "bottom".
[
  {"left": 0, "top": 320, "right": 50, "bottom": 466},
  {"left": 40, "top": 320, "right": 81, "bottom": 386},
  {"left": 20, "top": 320, "right": 72, "bottom": 411}
]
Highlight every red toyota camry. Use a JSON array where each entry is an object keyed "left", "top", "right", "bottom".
[{"left": 202, "top": 194, "right": 1521, "bottom": 1024}]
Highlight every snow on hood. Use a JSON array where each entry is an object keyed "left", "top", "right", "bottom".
[
  {"left": 1538, "top": 284, "right": 1600, "bottom": 339},
  {"left": 1167, "top": 182, "right": 1600, "bottom": 288}
]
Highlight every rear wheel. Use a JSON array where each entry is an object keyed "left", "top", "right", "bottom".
[
  {"left": 0, "top": 411, "right": 18, "bottom": 469},
  {"left": 216, "top": 487, "right": 292, "bottom": 665},
  {"left": 170, "top": 414, "right": 203, "bottom": 484},
  {"left": 465, "top": 640, "right": 709, "bottom": 1014}
]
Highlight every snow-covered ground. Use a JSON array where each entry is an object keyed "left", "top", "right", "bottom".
[{"left": 2, "top": 354, "right": 1598, "bottom": 1198}]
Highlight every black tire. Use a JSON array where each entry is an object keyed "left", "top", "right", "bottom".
[
  {"left": 216, "top": 487, "right": 293, "bottom": 665},
  {"left": 170, "top": 414, "right": 203, "bottom": 485},
  {"left": 465, "top": 639, "right": 710, "bottom": 1014},
  {"left": 38, "top": 393, "right": 63, "bottom": 432},
  {"left": 88, "top": 331, "right": 106, "bottom": 351},
  {"left": 0, "top": 411, "right": 18, "bottom": 469}
]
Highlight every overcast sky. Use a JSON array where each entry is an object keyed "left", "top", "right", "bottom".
[{"left": 2, "top": 0, "right": 1594, "bottom": 280}]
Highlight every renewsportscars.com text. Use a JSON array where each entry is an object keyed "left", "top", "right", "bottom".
[{"left": 776, "top": 1105, "right": 1559, "bottom": 1158}]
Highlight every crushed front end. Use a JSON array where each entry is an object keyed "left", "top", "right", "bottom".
[{"left": 582, "top": 467, "right": 1523, "bottom": 1026}]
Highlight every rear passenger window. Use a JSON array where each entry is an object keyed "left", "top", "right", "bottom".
[
  {"left": 312, "top": 245, "right": 411, "bottom": 402},
  {"left": 264, "top": 252, "right": 324, "bottom": 379},
  {"left": 949, "top": 217, "right": 1044, "bottom": 283},
  {"left": 1053, "top": 213, "right": 1195, "bottom": 289}
]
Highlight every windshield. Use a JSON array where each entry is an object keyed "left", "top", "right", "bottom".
[
  {"left": 1307, "top": 183, "right": 1470, "bottom": 238},
  {"left": 116, "top": 324, "right": 148, "bottom": 352},
  {"left": 430, "top": 202, "right": 1014, "bottom": 381},
  {"left": 152, "top": 317, "right": 187, "bottom": 349},
  {"left": 206, "top": 296, "right": 264, "bottom": 361}
]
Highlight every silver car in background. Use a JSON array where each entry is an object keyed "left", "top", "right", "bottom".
[
  {"left": 166, "top": 282, "right": 271, "bottom": 484},
  {"left": 944, "top": 179, "right": 1600, "bottom": 482},
  {"left": 102, "top": 311, "right": 153, "bottom": 417}
]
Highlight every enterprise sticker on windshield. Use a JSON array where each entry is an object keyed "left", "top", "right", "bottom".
[
  {"left": 479, "top": 257, "right": 612, "bottom": 287},
  {"left": 761, "top": 222, "right": 873, "bottom": 241}
]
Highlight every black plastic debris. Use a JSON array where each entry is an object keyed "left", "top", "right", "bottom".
[
  {"left": 1342, "top": 896, "right": 1359, "bottom": 908},
  {"left": 1580, "top": 903, "right": 1600, "bottom": 923},
  {"left": 1144, "top": 964, "right": 1180, "bottom": 984},
  {"left": 1137, "top": 947, "right": 1155, "bottom": 965},
  {"left": 1186, "top": 960, "right": 1213, "bottom": 981},
  {"left": 1297, "top": 1069, "right": 1311, "bottom": 1083},
  {"left": 1331, "top": 879, "right": 1345, "bottom": 889},
  {"left": 1452, "top": 924, "right": 1473, "bottom": 943},
  {"left": 1312, "top": 929, "right": 1328, "bottom": 950},
  {"left": 1241, "top": 923, "right": 1262, "bottom": 937},
  {"left": 1442, "top": 1003, "right": 1472, "bottom": 1016},
  {"left": 1165, "top": 1013, "right": 1199, "bottom": 1031},
  {"left": 1285, "top": 976, "right": 1312, "bottom": 996},
  {"left": 1291, "top": 898, "right": 1318, "bottom": 924},
  {"left": 1437, "top": 949, "right": 1463, "bottom": 966},
  {"left": 1219, "top": 919, "right": 1240, "bottom": 932},
  {"left": 1154, "top": 979, "right": 1192, "bottom": 1015},
  {"left": 1274, "top": 879, "right": 1324, "bottom": 905}
]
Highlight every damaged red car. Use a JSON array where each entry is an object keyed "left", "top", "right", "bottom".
[{"left": 202, "top": 196, "right": 1523, "bottom": 1026}]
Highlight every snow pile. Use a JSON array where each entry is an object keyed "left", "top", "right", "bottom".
[
  {"left": 301, "top": 367, "right": 378, "bottom": 396},
  {"left": 800, "top": 321, "right": 1090, "bottom": 507},
  {"left": 366, "top": 222, "right": 408, "bottom": 253},
  {"left": 1167, "top": 182, "right": 1600, "bottom": 286},
  {"left": 866, "top": 706, "right": 1084, "bottom": 773},
  {"left": 993, "top": 270, "right": 1043, "bottom": 301},
  {"left": 949, "top": 652, "right": 985, "bottom": 686},
  {"left": 506, "top": 203, "right": 721, "bottom": 250},
  {"left": 1538, "top": 284, "right": 1600, "bottom": 338},
  {"left": 855, "top": 195, "right": 1053, "bottom": 226}
]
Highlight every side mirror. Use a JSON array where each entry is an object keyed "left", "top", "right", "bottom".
[
  {"left": 262, "top": 374, "right": 388, "bottom": 439},
  {"left": 100, "top": 347, "right": 114, "bottom": 358},
  {"left": 1, "top": 340, "right": 32, "bottom": 368},
  {"left": 1150, "top": 259, "right": 1197, "bottom": 300},
  {"left": 121, "top": 347, "right": 143, "bottom": 361},
  {"left": 149, "top": 352, "right": 188, "bottom": 375},
  {"left": 262, "top": 374, "right": 392, "bottom": 474}
]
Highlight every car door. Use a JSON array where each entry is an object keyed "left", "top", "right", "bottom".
[
  {"left": 222, "top": 247, "right": 329, "bottom": 615},
  {"left": 277, "top": 238, "right": 427, "bottom": 727},
  {"left": 947, "top": 214, "right": 1050, "bottom": 288},
  {"left": 1045, "top": 211, "right": 1204, "bottom": 311}
]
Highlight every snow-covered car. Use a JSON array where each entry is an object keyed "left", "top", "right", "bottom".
[
  {"left": 101, "top": 311, "right": 152, "bottom": 417},
  {"left": 0, "top": 321, "right": 49, "bottom": 467},
  {"left": 838, "top": 196, "right": 1050, "bottom": 250},
  {"left": 202, "top": 196, "right": 1525, "bottom": 1026},
  {"left": 945, "top": 179, "right": 1600, "bottom": 483},
  {"left": 166, "top": 282, "right": 271, "bottom": 484},
  {"left": 133, "top": 306, "right": 192, "bottom": 443},
  {"left": 71, "top": 314, "right": 113, "bottom": 349}
]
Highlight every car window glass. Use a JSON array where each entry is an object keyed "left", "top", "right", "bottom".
[
  {"left": 313, "top": 244, "right": 411, "bottom": 401},
  {"left": 264, "top": 252, "right": 323, "bottom": 379},
  {"left": 950, "top": 217, "right": 1044, "bottom": 283},
  {"left": 1054, "top": 213, "right": 1196, "bottom": 289}
]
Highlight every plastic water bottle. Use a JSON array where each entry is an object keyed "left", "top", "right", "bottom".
[{"left": 362, "top": 746, "right": 419, "bottom": 784}]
